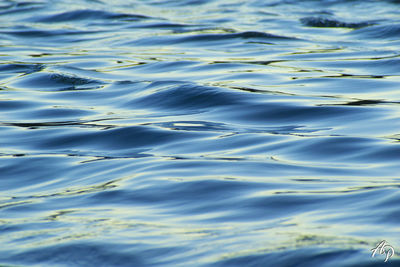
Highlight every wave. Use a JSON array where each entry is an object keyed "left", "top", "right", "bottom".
[
  {"left": 300, "top": 17, "right": 372, "bottom": 29},
  {"left": 30, "top": 9, "right": 152, "bottom": 23},
  {"left": 1, "top": 0, "right": 400, "bottom": 266}
]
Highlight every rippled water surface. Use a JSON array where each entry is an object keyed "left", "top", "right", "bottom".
[{"left": 1, "top": 0, "right": 400, "bottom": 266}]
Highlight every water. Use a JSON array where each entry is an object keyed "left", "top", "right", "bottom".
[{"left": 1, "top": 0, "right": 400, "bottom": 266}]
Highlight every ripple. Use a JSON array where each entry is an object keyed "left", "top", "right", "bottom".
[
  {"left": 353, "top": 23, "right": 400, "bottom": 39},
  {"left": 0, "top": 63, "right": 44, "bottom": 75},
  {"left": 130, "top": 31, "right": 298, "bottom": 46},
  {"left": 300, "top": 17, "right": 372, "bottom": 29},
  {"left": 30, "top": 9, "right": 151, "bottom": 23},
  {"left": 1, "top": 0, "right": 400, "bottom": 266},
  {"left": 8, "top": 71, "right": 105, "bottom": 91},
  {"left": 126, "top": 83, "right": 245, "bottom": 111}
]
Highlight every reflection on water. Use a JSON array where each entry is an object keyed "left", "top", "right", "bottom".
[{"left": 1, "top": 0, "right": 400, "bottom": 266}]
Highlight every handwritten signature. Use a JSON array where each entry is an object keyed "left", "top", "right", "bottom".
[{"left": 371, "top": 240, "right": 395, "bottom": 262}]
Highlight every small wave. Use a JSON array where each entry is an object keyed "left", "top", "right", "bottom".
[
  {"left": 0, "top": 63, "right": 43, "bottom": 75},
  {"left": 7, "top": 72, "right": 105, "bottom": 91},
  {"left": 228, "top": 102, "right": 359, "bottom": 124},
  {"left": 0, "top": 1, "right": 43, "bottom": 16},
  {"left": 0, "top": 27, "right": 101, "bottom": 43},
  {"left": 0, "top": 242, "right": 149, "bottom": 267},
  {"left": 40, "top": 125, "right": 201, "bottom": 151},
  {"left": 125, "top": 83, "right": 245, "bottom": 111},
  {"left": 130, "top": 22, "right": 195, "bottom": 29},
  {"left": 0, "top": 99, "right": 38, "bottom": 111},
  {"left": 210, "top": 247, "right": 385, "bottom": 267},
  {"left": 352, "top": 23, "right": 400, "bottom": 39},
  {"left": 130, "top": 31, "right": 297, "bottom": 46},
  {"left": 31, "top": 9, "right": 151, "bottom": 23},
  {"left": 300, "top": 17, "right": 371, "bottom": 29},
  {"left": 2, "top": 0, "right": 400, "bottom": 266}
]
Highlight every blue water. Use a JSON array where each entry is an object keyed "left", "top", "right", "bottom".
[{"left": 1, "top": 0, "right": 400, "bottom": 266}]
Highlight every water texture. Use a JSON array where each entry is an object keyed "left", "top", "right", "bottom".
[{"left": 1, "top": 0, "right": 400, "bottom": 266}]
